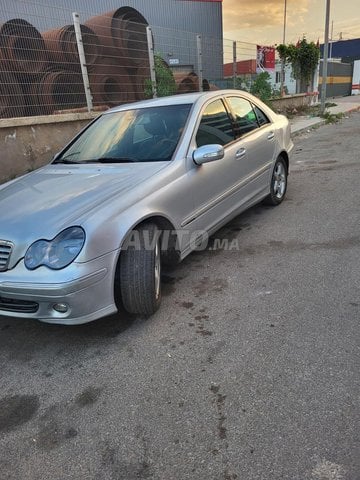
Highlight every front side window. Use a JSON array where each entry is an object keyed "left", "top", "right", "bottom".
[
  {"left": 55, "top": 104, "right": 192, "bottom": 164},
  {"left": 196, "top": 99, "right": 235, "bottom": 147},
  {"left": 227, "top": 97, "right": 259, "bottom": 137}
]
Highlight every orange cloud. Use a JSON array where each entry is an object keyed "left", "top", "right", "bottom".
[{"left": 223, "top": 0, "right": 309, "bottom": 31}]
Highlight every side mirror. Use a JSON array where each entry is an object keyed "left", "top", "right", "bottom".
[{"left": 193, "top": 144, "right": 224, "bottom": 166}]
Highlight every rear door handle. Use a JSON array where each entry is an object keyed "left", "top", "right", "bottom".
[
  {"left": 267, "top": 132, "right": 275, "bottom": 140},
  {"left": 235, "top": 148, "right": 246, "bottom": 159}
]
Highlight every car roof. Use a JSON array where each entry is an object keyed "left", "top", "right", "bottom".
[{"left": 105, "top": 90, "right": 255, "bottom": 114}]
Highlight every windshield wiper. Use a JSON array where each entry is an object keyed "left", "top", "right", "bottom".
[{"left": 53, "top": 158, "right": 83, "bottom": 164}]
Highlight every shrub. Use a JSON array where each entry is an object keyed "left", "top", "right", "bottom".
[{"left": 144, "top": 53, "right": 177, "bottom": 98}]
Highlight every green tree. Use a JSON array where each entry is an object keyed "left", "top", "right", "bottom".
[
  {"left": 144, "top": 53, "right": 177, "bottom": 98},
  {"left": 235, "top": 76, "right": 251, "bottom": 92},
  {"left": 277, "top": 38, "right": 319, "bottom": 93},
  {"left": 250, "top": 72, "right": 272, "bottom": 104}
]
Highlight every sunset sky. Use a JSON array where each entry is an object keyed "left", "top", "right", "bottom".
[{"left": 222, "top": 0, "right": 360, "bottom": 46}]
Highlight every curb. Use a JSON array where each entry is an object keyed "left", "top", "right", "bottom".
[
  {"left": 343, "top": 105, "right": 360, "bottom": 114},
  {"left": 291, "top": 105, "right": 360, "bottom": 137},
  {"left": 291, "top": 119, "right": 326, "bottom": 137}
]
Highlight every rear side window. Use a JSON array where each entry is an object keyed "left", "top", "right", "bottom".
[
  {"left": 227, "top": 97, "right": 259, "bottom": 137},
  {"left": 196, "top": 99, "right": 235, "bottom": 147},
  {"left": 254, "top": 105, "right": 270, "bottom": 126}
]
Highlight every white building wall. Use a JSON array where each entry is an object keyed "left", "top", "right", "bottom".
[
  {"left": 352, "top": 60, "right": 360, "bottom": 95},
  {"left": 267, "top": 62, "right": 297, "bottom": 95}
]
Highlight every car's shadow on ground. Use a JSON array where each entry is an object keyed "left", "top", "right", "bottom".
[{"left": 0, "top": 309, "right": 137, "bottom": 367}]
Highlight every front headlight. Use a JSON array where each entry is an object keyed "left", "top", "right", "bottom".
[{"left": 24, "top": 226, "right": 85, "bottom": 270}]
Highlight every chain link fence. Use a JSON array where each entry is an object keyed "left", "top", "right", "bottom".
[
  {"left": 218, "top": 39, "right": 258, "bottom": 90},
  {"left": 0, "top": 1, "right": 272, "bottom": 120}
]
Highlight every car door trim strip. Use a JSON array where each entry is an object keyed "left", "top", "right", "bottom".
[{"left": 181, "top": 160, "right": 273, "bottom": 227}]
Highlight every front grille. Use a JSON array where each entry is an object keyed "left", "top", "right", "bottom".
[
  {"left": 0, "top": 296, "right": 39, "bottom": 314},
  {"left": 0, "top": 240, "right": 13, "bottom": 272}
]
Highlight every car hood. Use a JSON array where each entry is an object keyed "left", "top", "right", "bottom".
[{"left": 0, "top": 162, "right": 167, "bottom": 265}]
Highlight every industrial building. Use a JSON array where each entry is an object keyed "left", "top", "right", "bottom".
[
  {"left": 0, "top": 0, "right": 225, "bottom": 118},
  {"left": 319, "top": 38, "right": 360, "bottom": 97},
  {"left": 0, "top": 0, "right": 224, "bottom": 117},
  {"left": 0, "top": 0, "right": 224, "bottom": 80},
  {"left": 321, "top": 38, "right": 360, "bottom": 64}
]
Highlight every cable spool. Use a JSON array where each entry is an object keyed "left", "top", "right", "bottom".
[
  {"left": 0, "top": 19, "right": 47, "bottom": 75},
  {"left": 28, "top": 69, "right": 85, "bottom": 115},
  {"left": 89, "top": 63, "right": 136, "bottom": 107},
  {"left": 0, "top": 64, "right": 25, "bottom": 118},
  {"left": 42, "top": 24, "right": 101, "bottom": 72},
  {"left": 85, "top": 7, "right": 148, "bottom": 68}
]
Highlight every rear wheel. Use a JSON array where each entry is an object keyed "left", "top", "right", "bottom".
[
  {"left": 263, "top": 157, "right": 288, "bottom": 206},
  {"left": 119, "top": 222, "right": 162, "bottom": 315}
]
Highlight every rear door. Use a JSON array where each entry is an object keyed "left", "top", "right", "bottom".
[{"left": 225, "top": 96, "right": 276, "bottom": 191}]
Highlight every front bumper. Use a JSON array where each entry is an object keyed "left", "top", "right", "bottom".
[{"left": 0, "top": 250, "right": 119, "bottom": 325}]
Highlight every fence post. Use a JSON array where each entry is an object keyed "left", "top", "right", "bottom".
[
  {"left": 196, "top": 35, "right": 203, "bottom": 92},
  {"left": 233, "top": 41, "right": 237, "bottom": 89},
  {"left": 72, "top": 12, "right": 93, "bottom": 112},
  {"left": 146, "top": 26, "right": 157, "bottom": 98}
]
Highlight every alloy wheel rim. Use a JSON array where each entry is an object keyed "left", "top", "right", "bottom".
[{"left": 273, "top": 162, "right": 286, "bottom": 199}]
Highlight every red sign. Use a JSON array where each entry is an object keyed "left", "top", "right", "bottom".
[{"left": 256, "top": 45, "right": 275, "bottom": 72}]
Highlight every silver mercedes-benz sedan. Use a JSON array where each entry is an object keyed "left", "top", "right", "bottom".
[{"left": 0, "top": 90, "right": 293, "bottom": 325}]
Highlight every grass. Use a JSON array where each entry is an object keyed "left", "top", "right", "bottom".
[
  {"left": 281, "top": 102, "right": 339, "bottom": 120},
  {"left": 320, "top": 111, "right": 344, "bottom": 124}
]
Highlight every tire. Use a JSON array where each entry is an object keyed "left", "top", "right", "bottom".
[
  {"left": 119, "top": 222, "right": 162, "bottom": 315},
  {"left": 263, "top": 157, "right": 288, "bottom": 206}
]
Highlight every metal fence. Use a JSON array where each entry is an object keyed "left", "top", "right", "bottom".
[{"left": 0, "top": 1, "right": 264, "bottom": 119}]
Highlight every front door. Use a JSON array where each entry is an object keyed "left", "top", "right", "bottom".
[{"left": 185, "top": 98, "right": 251, "bottom": 235}]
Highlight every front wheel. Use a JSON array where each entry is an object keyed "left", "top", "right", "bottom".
[
  {"left": 119, "top": 222, "right": 162, "bottom": 315},
  {"left": 263, "top": 157, "right": 288, "bottom": 206}
]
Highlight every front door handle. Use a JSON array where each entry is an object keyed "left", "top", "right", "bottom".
[
  {"left": 267, "top": 132, "right": 275, "bottom": 140},
  {"left": 235, "top": 148, "right": 246, "bottom": 159}
]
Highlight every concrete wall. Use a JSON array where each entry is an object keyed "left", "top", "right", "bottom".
[
  {"left": 0, "top": 113, "right": 98, "bottom": 184},
  {"left": 270, "top": 94, "right": 314, "bottom": 113}
]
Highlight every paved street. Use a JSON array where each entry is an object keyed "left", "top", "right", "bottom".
[{"left": 1, "top": 113, "right": 359, "bottom": 480}]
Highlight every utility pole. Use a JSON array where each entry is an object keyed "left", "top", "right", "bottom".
[
  {"left": 280, "top": 0, "right": 287, "bottom": 96},
  {"left": 320, "top": 0, "right": 331, "bottom": 115},
  {"left": 329, "top": 20, "right": 333, "bottom": 60}
]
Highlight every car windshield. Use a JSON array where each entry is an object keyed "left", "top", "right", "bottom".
[{"left": 54, "top": 104, "right": 192, "bottom": 164}]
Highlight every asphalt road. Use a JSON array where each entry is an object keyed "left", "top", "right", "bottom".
[{"left": 1, "top": 113, "right": 359, "bottom": 480}]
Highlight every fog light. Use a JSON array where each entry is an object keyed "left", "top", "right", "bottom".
[{"left": 53, "top": 303, "right": 69, "bottom": 313}]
